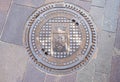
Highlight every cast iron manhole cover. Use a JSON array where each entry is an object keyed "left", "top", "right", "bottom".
[{"left": 24, "top": 2, "right": 97, "bottom": 74}]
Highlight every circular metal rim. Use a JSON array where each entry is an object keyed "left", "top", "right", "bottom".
[
  {"left": 23, "top": 2, "right": 97, "bottom": 75},
  {"left": 29, "top": 8, "right": 92, "bottom": 70}
]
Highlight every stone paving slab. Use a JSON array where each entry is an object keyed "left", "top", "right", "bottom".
[
  {"left": 22, "top": 62, "right": 46, "bottom": 82},
  {"left": 77, "top": 73, "right": 92, "bottom": 82},
  {"left": 0, "top": 12, "right": 7, "bottom": 36},
  {"left": 91, "top": 0, "right": 105, "bottom": 7},
  {"left": 45, "top": 72, "right": 77, "bottom": 82},
  {"left": 13, "top": 0, "right": 45, "bottom": 8},
  {"left": 0, "top": 41, "right": 28, "bottom": 82},
  {"left": 93, "top": 72, "right": 109, "bottom": 82},
  {"left": 76, "top": 60, "right": 95, "bottom": 82},
  {"left": 65, "top": 0, "right": 91, "bottom": 11},
  {"left": 0, "top": 0, "right": 12, "bottom": 36},
  {"left": 59, "top": 72, "right": 77, "bottom": 82},
  {"left": 110, "top": 55, "right": 120, "bottom": 82},
  {"left": 90, "top": 6, "right": 104, "bottom": 29},
  {"left": 114, "top": 17, "right": 120, "bottom": 49},
  {"left": 44, "top": 74, "right": 58, "bottom": 82},
  {"left": 95, "top": 30, "right": 115, "bottom": 74},
  {"left": 0, "top": 0, "right": 12, "bottom": 11},
  {"left": 103, "top": 0, "right": 120, "bottom": 32},
  {"left": 1, "top": 3, "right": 35, "bottom": 46}
]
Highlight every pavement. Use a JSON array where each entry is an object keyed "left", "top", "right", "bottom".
[{"left": 0, "top": 0, "right": 120, "bottom": 82}]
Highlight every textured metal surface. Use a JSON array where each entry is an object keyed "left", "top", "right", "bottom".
[{"left": 24, "top": 2, "right": 97, "bottom": 74}]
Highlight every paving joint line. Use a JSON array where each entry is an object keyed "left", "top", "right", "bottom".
[
  {"left": 91, "top": 5, "right": 104, "bottom": 8},
  {"left": 21, "top": 61, "right": 32, "bottom": 82},
  {"left": 95, "top": 70, "right": 110, "bottom": 75},
  {"left": 74, "top": 72, "right": 77, "bottom": 82},
  {"left": 0, "top": 40, "right": 23, "bottom": 47},
  {"left": 21, "top": 68, "right": 27, "bottom": 82},
  {"left": 102, "top": 29, "right": 116, "bottom": 33},
  {"left": 0, "top": 0, "right": 14, "bottom": 39},
  {"left": 44, "top": 73, "right": 48, "bottom": 82},
  {"left": 91, "top": 61, "right": 96, "bottom": 82},
  {"left": 14, "top": 3, "right": 37, "bottom": 9}
]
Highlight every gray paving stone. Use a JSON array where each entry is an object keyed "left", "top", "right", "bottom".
[
  {"left": 0, "top": 0, "right": 12, "bottom": 11},
  {"left": 109, "top": 55, "right": 120, "bottom": 82},
  {"left": 0, "top": 0, "right": 12, "bottom": 36},
  {"left": 95, "top": 30, "right": 115, "bottom": 74},
  {"left": 90, "top": 6, "right": 104, "bottom": 29},
  {"left": 13, "top": 0, "right": 45, "bottom": 8},
  {"left": 1, "top": 4, "right": 35, "bottom": 46},
  {"left": 76, "top": 60, "right": 95, "bottom": 82},
  {"left": 65, "top": 0, "right": 91, "bottom": 11},
  {"left": 77, "top": 73, "right": 92, "bottom": 82},
  {"left": 44, "top": 74, "right": 58, "bottom": 82},
  {"left": 0, "top": 41, "right": 28, "bottom": 82},
  {"left": 22, "top": 62, "right": 46, "bottom": 82},
  {"left": 91, "top": 0, "right": 105, "bottom": 7},
  {"left": 103, "top": 0, "right": 120, "bottom": 32},
  {"left": 114, "top": 17, "right": 120, "bottom": 49},
  {"left": 59, "top": 72, "right": 77, "bottom": 82},
  {"left": 93, "top": 72, "right": 109, "bottom": 82},
  {"left": 0, "top": 12, "right": 7, "bottom": 36}
]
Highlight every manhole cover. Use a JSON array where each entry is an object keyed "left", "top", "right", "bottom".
[{"left": 24, "top": 2, "right": 97, "bottom": 74}]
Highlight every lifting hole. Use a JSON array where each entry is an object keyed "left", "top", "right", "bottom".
[
  {"left": 72, "top": 19, "right": 75, "bottom": 22},
  {"left": 45, "top": 52, "right": 48, "bottom": 55},
  {"left": 75, "top": 22, "right": 79, "bottom": 26},
  {"left": 41, "top": 48, "right": 45, "bottom": 51}
]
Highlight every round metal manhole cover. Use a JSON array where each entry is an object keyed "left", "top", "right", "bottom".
[{"left": 24, "top": 2, "right": 97, "bottom": 74}]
